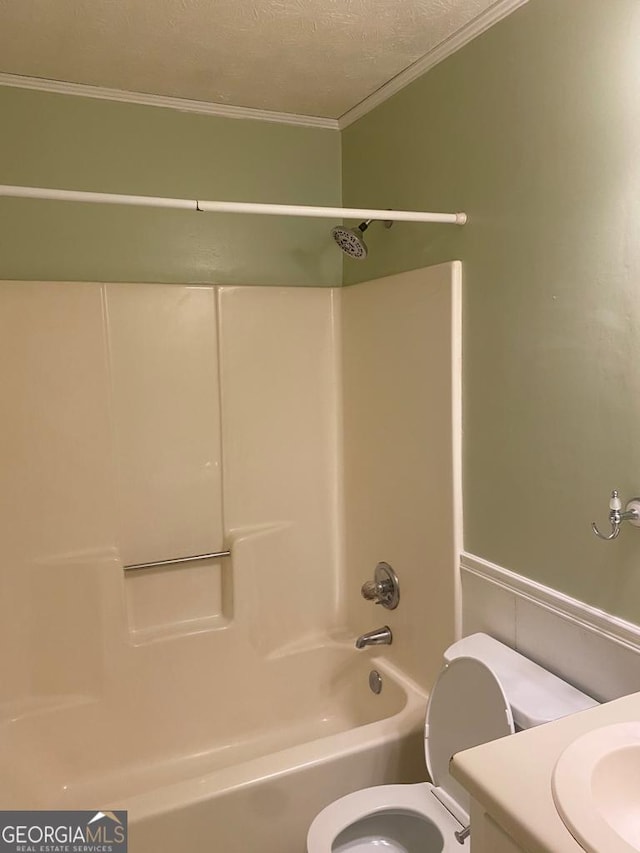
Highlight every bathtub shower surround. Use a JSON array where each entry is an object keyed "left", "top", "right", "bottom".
[
  {"left": 0, "top": 263, "right": 461, "bottom": 853},
  {"left": 341, "top": 264, "right": 462, "bottom": 689}
]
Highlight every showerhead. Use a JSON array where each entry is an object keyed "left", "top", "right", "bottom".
[{"left": 331, "top": 220, "right": 370, "bottom": 260}]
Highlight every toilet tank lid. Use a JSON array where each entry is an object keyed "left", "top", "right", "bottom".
[{"left": 444, "top": 633, "right": 598, "bottom": 728}]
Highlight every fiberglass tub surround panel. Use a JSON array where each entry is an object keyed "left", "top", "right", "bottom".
[
  {"left": 217, "top": 285, "right": 341, "bottom": 654},
  {"left": 105, "top": 283, "right": 228, "bottom": 638},
  {"left": 105, "top": 284, "right": 224, "bottom": 567},
  {"left": 341, "top": 262, "right": 461, "bottom": 690},
  {"left": 0, "top": 281, "right": 117, "bottom": 716}
]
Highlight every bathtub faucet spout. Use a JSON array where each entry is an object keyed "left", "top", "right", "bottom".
[{"left": 355, "top": 626, "right": 392, "bottom": 649}]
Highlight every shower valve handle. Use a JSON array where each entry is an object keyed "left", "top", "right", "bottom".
[
  {"left": 360, "top": 562, "right": 399, "bottom": 610},
  {"left": 361, "top": 579, "right": 390, "bottom": 601}
]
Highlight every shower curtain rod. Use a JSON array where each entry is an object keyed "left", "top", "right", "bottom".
[{"left": 0, "top": 184, "right": 467, "bottom": 225}]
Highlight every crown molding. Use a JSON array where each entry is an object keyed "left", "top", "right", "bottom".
[
  {"left": 0, "top": 73, "right": 340, "bottom": 131},
  {"left": 338, "top": 0, "right": 529, "bottom": 129}
]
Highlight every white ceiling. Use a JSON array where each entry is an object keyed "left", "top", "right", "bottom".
[{"left": 0, "top": 0, "right": 504, "bottom": 120}]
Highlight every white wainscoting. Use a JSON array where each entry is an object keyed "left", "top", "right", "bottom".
[{"left": 460, "top": 553, "right": 640, "bottom": 703}]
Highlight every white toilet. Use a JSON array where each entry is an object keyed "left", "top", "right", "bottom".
[{"left": 307, "top": 633, "right": 598, "bottom": 853}]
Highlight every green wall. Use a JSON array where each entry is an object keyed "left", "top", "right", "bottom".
[
  {"left": 0, "top": 87, "right": 341, "bottom": 285},
  {"left": 343, "top": 0, "right": 640, "bottom": 621}
]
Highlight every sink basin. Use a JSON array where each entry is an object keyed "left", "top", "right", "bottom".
[{"left": 552, "top": 721, "right": 640, "bottom": 852}]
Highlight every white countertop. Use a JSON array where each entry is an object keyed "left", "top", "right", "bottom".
[{"left": 450, "top": 690, "right": 640, "bottom": 853}]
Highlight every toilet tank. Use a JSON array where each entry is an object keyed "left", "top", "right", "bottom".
[{"left": 444, "top": 633, "right": 598, "bottom": 728}]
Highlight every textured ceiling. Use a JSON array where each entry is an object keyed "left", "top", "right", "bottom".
[{"left": 0, "top": 0, "right": 499, "bottom": 118}]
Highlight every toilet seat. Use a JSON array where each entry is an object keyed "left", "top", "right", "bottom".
[
  {"left": 307, "top": 782, "right": 465, "bottom": 852},
  {"left": 307, "top": 656, "right": 514, "bottom": 852},
  {"left": 425, "top": 655, "right": 514, "bottom": 822}
]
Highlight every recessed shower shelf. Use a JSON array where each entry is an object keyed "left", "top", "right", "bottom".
[{"left": 124, "top": 552, "right": 233, "bottom": 642}]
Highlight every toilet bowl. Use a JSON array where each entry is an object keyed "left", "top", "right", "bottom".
[
  {"left": 308, "top": 783, "right": 465, "bottom": 852},
  {"left": 307, "top": 633, "right": 599, "bottom": 853}
]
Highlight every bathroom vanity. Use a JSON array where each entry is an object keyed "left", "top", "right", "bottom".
[{"left": 451, "top": 689, "right": 640, "bottom": 853}]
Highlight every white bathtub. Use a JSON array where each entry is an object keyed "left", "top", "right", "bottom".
[
  {"left": 124, "top": 650, "right": 427, "bottom": 853},
  {"left": 2, "top": 645, "right": 427, "bottom": 853}
]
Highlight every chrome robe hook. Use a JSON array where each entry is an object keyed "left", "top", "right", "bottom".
[{"left": 592, "top": 490, "right": 640, "bottom": 540}]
